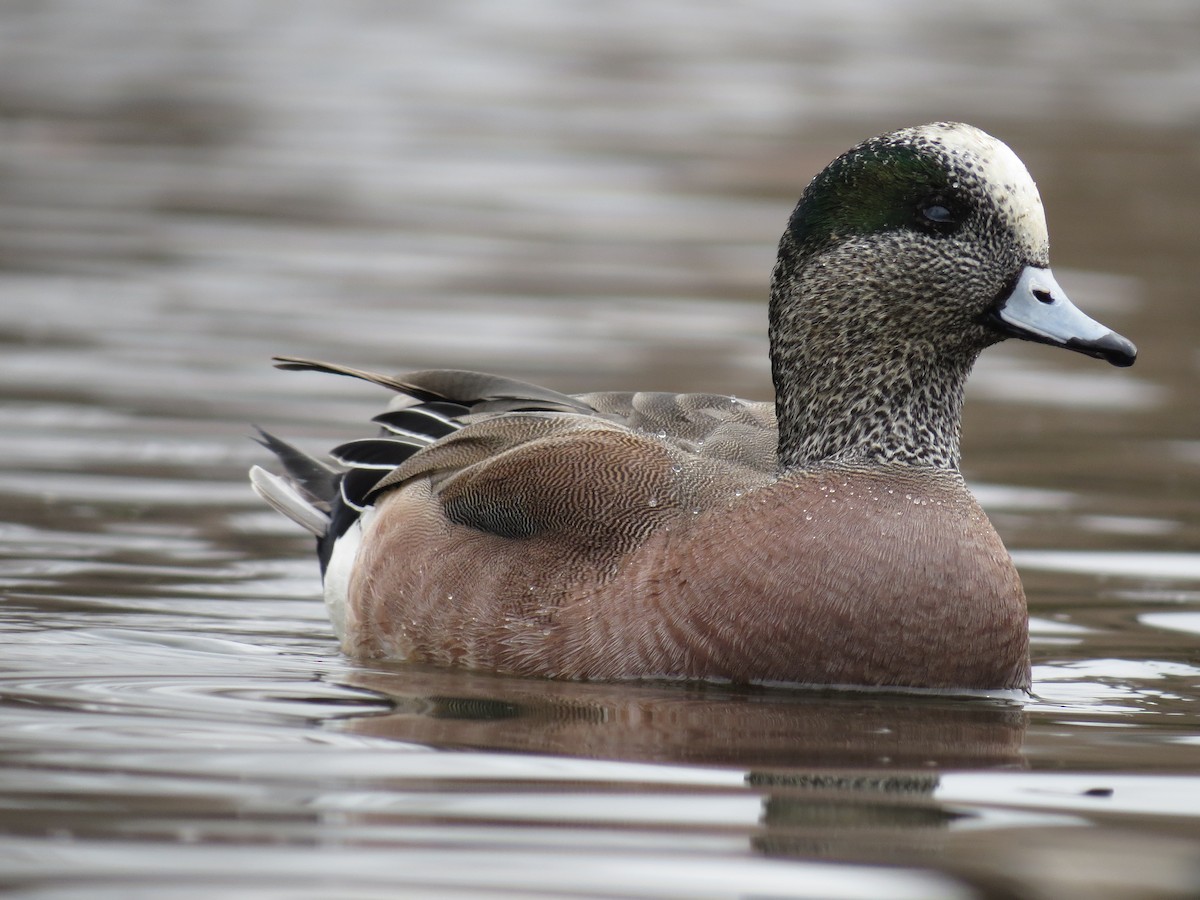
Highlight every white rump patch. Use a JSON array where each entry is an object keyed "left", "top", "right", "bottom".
[{"left": 323, "top": 508, "right": 374, "bottom": 643}]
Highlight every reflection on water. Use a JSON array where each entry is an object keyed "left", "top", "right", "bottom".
[
  {"left": 1, "top": 1, "right": 1200, "bottom": 898},
  {"left": 342, "top": 666, "right": 1029, "bottom": 769}
]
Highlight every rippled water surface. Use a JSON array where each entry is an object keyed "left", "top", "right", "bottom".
[{"left": 2, "top": 3, "right": 1199, "bottom": 898}]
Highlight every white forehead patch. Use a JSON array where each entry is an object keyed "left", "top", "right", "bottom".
[{"left": 919, "top": 123, "right": 1049, "bottom": 254}]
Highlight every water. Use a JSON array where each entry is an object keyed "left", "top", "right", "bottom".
[{"left": 1, "top": 2, "right": 1199, "bottom": 897}]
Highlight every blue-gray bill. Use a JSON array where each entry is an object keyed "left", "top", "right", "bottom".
[{"left": 989, "top": 265, "right": 1137, "bottom": 367}]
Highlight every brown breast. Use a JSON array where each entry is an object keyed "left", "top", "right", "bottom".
[{"left": 346, "top": 467, "right": 1029, "bottom": 691}]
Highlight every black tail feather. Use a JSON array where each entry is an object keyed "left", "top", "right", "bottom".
[{"left": 252, "top": 427, "right": 340, "bottom": 508}]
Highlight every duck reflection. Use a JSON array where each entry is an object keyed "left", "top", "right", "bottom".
[
  {"left": 337, "top": 664, "right": 1026, "bottom": 770},
  {"left": 332, "top": 666, "right": 1028, "bottom": 872}
]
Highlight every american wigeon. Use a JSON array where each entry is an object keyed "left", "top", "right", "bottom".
[{"left": 251, "top": 123, "right": 1136, "bottom": 692}]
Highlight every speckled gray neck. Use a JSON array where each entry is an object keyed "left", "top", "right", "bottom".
[
  {"left": 769, "top": 240, "right": 975, "bottom": 471},
  {"left": 767, "top": 123, "right": 1049, "bottom": 472}
]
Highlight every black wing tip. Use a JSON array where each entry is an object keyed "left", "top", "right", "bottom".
[{"left": 329, "top": 436, "right": 426, "bottom": 469}]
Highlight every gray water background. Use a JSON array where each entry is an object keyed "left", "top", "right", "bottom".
[{"left": 1, "top": 3, "right": 1199, "bottom": 898}]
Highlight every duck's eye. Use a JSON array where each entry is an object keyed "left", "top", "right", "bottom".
[
  {"left": 916, "top": 199, "right": 961, "bottom": 235},
  {"left": 923, "top": 204, "right": 953, "bottom": 223}
]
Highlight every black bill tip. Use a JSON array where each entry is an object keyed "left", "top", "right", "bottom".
[{"left": 1066, "top": 331, "right": 1137, "bottom": 368}]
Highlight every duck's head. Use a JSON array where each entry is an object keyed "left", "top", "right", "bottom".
[
  {"left": 772, "top": 122, "right": 1136, "bottom": 367},
  {"left": 770, "top": 122, "right": 1136, "bottom": 469}
]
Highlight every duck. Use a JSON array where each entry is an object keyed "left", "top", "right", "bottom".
[{"left": 250, "top": 122, "right": 1136, "bottom": 692}]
